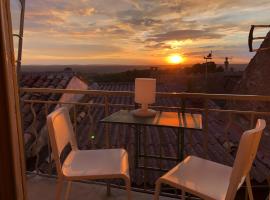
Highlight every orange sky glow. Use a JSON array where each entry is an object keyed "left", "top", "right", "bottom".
[{"left": 10, "top": 0, "right": 270, "bottom": 66}]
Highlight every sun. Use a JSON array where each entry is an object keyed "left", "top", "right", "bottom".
[{"left": 167, "top": 54, "right": 184, "bottom": 64}]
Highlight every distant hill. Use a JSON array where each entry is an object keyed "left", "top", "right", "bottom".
[
  {"left": 22, "top": 65, "right": 150, "bottom": 74},
  {"left": 21, "top": 63, "right": 247, "bottom": 74}
]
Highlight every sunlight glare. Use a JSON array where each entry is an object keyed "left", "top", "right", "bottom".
[{"left": 167, "top": 54, "right": 184, "bottom": 64}]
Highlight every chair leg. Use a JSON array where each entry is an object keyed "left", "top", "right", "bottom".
[
  {"left": 64, "top": 181, "right": 72, "bottom": 200},
  {"left": 124, "top": 177, "right": 132, "bottom": 200},
  {"left": 56, "top": 178, "right": 64, "bottom": 200},
  {"left": 106, "top": 181, "right": 111, "bottom": 196},
  {"left": 154, "top": 179, "right": 162, "bottom": 200},
  {"left": 246, "top": 174, "right": 254, "bottom": 200}
]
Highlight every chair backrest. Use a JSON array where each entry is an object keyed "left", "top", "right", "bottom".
[
  {"left": 225, "top": 119, "right": 266, "bottom": 200},
  {"left": 47, "top": 107, "right": 78, "bottom": 176}
]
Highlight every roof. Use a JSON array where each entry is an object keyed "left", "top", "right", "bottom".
[{"left": 20, "top": 70, "right": 85, "bottom": 156}]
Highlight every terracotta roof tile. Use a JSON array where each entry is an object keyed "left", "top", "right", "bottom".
[{"left": 20, "top": 71, "right": 74, "bottom": 152}]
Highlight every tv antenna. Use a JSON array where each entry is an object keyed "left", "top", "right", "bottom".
[
  {"left": 203, "top": 51, "right": 213, "bottom": 81},
  {"left": 224, "top": 57, "right": 233, "bottom": 71}
]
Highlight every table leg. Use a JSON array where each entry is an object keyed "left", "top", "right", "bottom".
[
  {"left": 178, "top": 128, "right": 185, "bottom": 161},
  {"left": 143, "top": 126, "right": 147, "bottom": 190},
  {"left": 135, "top": 125, "right": 141, "bottom": 168}
]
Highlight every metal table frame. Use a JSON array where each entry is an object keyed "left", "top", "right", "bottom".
[{"left": 100, "top": 110, "right": 203, "bottom": 172}]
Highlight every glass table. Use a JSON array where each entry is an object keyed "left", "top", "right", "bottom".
[{"left": 100, "top": 110, "right": 203, "bottom": 171}]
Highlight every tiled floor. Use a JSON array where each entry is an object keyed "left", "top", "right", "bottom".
[{"left": 27, "top": 175, "right": 174, "bottom": 200}]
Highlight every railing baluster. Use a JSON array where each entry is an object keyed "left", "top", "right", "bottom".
[
  {"left": 181, "top": 97, "right": 186, "bottom": 112},
  {"left": 104, "top": 95, "right": 111, "bottom": 195},
  {"left": 44, "top": 103, "right": 52, "bottom": 175},
  {"left": 224, "top": 112, "right": 233, "bottom": 153},
  {"left": 181, "top": 97, "right": 186, "bottom": 159},
  {"left": 250, "top": 113, "right": 255, "bottom": 129},
  {"left": 158, "top": 129, "right": 162, "bottom": 171},
  {"left": 87, "top": 102, "right": 95, "bottom": 149},
  {"left": 188, "top": 129, "right": 193, "bottom": 151},
  {"left": 104, "top": 95, "right": 110, "bottom": 148},
  {"left": 203, "top": 99, "right": 209, "bottom": 158},
  {"left": 30, "top": 102, "right": 39, "bottom": 175},
  {"left": 73, "top": 105, "right": 77, "bottom": 141}
]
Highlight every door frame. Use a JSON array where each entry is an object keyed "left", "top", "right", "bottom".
[{"left": 0, "top": 0, "right": 27, "bottom": 199}]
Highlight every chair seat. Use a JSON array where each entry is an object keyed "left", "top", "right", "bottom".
[
  {"left": 160, "top": 156, "right": 232, "bottom": 200},
  {"left": 62, "top": 148, "right": 129, "bottom": 180}
]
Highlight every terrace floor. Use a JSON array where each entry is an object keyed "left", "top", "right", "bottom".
[
  {"left": 27, "top": 175, "right": 270, "bottom": 200},
  {"left": 27, "top": 175, "right": 174, "bottom": 200}
]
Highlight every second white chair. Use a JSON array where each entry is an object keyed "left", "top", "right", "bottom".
[
  {"left": 154, "top": 119, "right": 266, "bottom": 200},
  {"left": 47, "top": 107, "right": 131, "bottom": 200}
]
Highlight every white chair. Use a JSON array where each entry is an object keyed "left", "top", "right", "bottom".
[
  {"left": 47, "top": 107, "right": 131, "bottom": 200},
  {"left": 154, "top": 119, "right": 266, "bottom": 200}
]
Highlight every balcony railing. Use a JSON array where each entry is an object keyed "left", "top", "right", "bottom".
[{"left": 21, "top": 87, "right": 270, "bottom": 198}]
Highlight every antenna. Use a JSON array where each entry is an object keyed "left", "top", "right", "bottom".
[
  {"left": 224, "top": 57, "right": 233, "bottom": 71},
  {"left": 203, "top": 51, "right": 213, "bottom": 84},
  {"left": 248, "top": 25, "right": 270, "bottom": 52}
]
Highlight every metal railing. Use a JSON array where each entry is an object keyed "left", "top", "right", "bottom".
[{"left": 21, "top": 87, "right": 270, "bottom": 198}]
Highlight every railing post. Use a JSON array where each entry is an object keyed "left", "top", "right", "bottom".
[
  {"left": 181, "top": 97, "right": 186, "bottom": 113},
  {"left": 104, "top": 95, "right": 110, "bottom": 148},
  {"left": 104, "top": 95, "right": 111, "bottom": 196},
  {"left": 44, "top": 103, "right": 52, "bottom": 175},
  {"left": 73, "top": 105, "right": 78, "bottom": 142},
  {"left": 203, "top": 99, "right": 209, "bottom": 158},
  {"left": 30, "top": 102, "right": 39, "bottom": 175},
  {"left": 224, "top": 112, "right": 233, "bottom": 153},
  {"left": 180, "top": 97, "right": 186, "bottom": 160},
  {"left": 250, "top": 113, "right": 255, "bottom": 129},
  {"left": 87, "top": 102, "right": 95, "bottom": 149}
]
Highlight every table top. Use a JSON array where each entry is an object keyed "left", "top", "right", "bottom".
[{"left": 100, "top": 110, "right": 202, "bottom": 130}]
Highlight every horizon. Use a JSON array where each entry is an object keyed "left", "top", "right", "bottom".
[
  {"left": 11, "top": 0, "right": 270, "bottom": 65},
  {"left": 21, "top": 63, "right": 248, "bottom": 73},
  {"left": 21, "top": 63, "right": 248, "bottom": 67}
]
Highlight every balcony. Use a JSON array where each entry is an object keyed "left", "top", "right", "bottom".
[
  {"left": 5, "top": 0, "right": 270, "bottom": 198},
  {"left": 20, "top": 83, "right": 270, "bottom": 199},
  {"left": 27, "top": 175, "right": 172, "bottom": 200}
]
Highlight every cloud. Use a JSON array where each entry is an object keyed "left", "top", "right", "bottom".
[
  {"left": 147, "top": 29, "right": 224, "bottom": 42},
  {"left": 18, "top": 0, "right": 270, "bottom": 65},
  {"left": 124, "top": 0, "right": 142, "bottom": 10},
  {"left": 77, "top": 8, "right": 96, "bottom": 16},
  {"left": 25, "top": 43, "right": 123, "bottom": 56},
  {"left": 125, "top": 18, "right": 162, "bottom": 27},
  {"left": 145, "top": 42, "right": 171, "bottom": 50},
  {"left": 199, "top": 45, "right": 217, "bottom": 49}
]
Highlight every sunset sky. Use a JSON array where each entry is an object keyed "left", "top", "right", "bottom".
[{"left": 11, "top": 0, "right": 270, "bottom": 65}]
